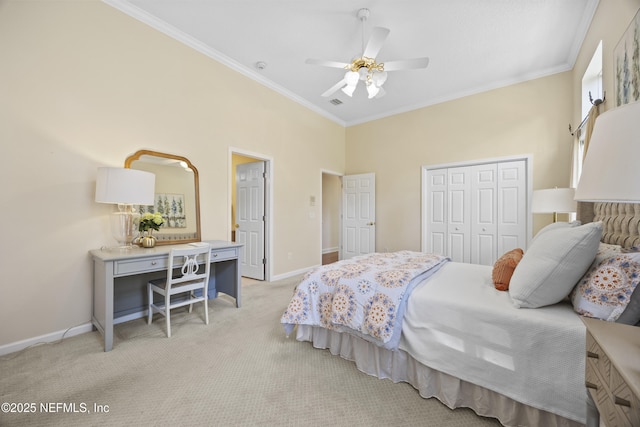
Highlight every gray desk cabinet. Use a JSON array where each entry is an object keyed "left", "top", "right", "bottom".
[{"left": 91, "top": 240, "right": 242, "bottom": 351}]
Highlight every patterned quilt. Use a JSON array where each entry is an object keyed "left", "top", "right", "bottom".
[{"left": 281, "top": 251, "right": 449, "bottom": 349}]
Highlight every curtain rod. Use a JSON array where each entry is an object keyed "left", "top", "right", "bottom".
[{"left": 569, "top": 91, "right": 605, "bottom": 136}]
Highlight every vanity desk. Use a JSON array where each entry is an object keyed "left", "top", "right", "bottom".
[{"left": 91, "top": 240, "right": 242, "bottom": 351}]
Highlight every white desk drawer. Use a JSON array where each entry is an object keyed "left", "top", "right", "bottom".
[
  {"left": 211, "top": 248, "right": 237, "bottom": 261},
  {"left": 114, "top": 257, "right": 167, "bottom": 275}
]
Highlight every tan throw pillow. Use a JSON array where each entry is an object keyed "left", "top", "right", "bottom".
[{"left": 492, "top": 248, "right": 524, "bottom": 291}]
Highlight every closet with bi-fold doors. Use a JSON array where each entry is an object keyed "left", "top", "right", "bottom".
[{"left": 422, "top": 156, "right": 531, "bottom": 266}]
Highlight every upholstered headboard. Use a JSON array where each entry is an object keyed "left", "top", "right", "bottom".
[{"left": 577, "top": 202, "right": 640, "bottom": 248}]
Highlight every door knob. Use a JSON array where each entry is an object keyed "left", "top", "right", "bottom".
[
  {"left": 235, "top": 224, "right": 240, "bottom": 229},
  {"left": 367, "top": 222, "right": 376, "bottom": 226}
]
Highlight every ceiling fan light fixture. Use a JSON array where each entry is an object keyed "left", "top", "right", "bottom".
[
  {"left": 372, "top": 71, "right": 387, "bottom": 86},
  {"left": 342, "top": 84, "right": 357, "bottom": 97},
  {"left": 366, "top": 82, "right": 380, "bottom": 99},
  {"left": 341, "top": 71, "right": 359, "bottom": 97},
  {"left": 344, "top": 70, "right": 359, "bottom": 85},
  {"left": 307, "top": 8, "right": 429, "bottom": 100}
]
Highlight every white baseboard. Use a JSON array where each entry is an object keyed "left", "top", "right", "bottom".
[
  {"left": 0, "top": 269, "right": 324, "bottom": 355},
  {"left": 322, "top": 247, "right": 339, "bottom": 254},
  {"left": 0, "top": 323, "right": 93, "bottom": 356},
  {"left": 271, "top": 265, "right": 318, "bottom": 282}
]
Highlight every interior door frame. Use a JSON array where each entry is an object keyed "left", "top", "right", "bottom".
[
  {"left": 229, "top": 147, "right": 273, "bottom": 281},
  {"left": 421, "top": 154, "right": 533, "bottom": 254}
]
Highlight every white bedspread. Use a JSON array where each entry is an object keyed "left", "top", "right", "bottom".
[{"left": 399, "top": 262, "right": 587, "bottom": 423}]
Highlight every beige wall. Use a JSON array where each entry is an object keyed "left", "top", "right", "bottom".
[
  {"left": 346, "top": 72, "right": 574, "bottom": 251},
  {"left": 346, "top": 0, "right": 640, "bottom": 253},
  {"left": 1, "top": 0, "right": 638, "bottom": 350},
  {"left": 572, "top": 0, "right": 640, "bottom": 121},
  {"left": 0, "top": 1, "right": 345, "bottom": 347}
]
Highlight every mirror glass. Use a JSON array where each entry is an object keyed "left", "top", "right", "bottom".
[{"left": 125, "top": 150, "right": 201, "bottom": 245}]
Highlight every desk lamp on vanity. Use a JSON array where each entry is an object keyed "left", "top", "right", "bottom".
[{"left": 95, "top": 167, "right": 156, "bottom": 249}]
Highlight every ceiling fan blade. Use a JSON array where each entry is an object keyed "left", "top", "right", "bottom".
[
  {"left": 382, "top": 57, "right": 430, "bottom": 72},
  {"left": 306, "top": 58, "right": 350, "bottom": 69},
  {"left": 321, "top": 79, "right": 347, "bottom": 97},
  {"left": 362, "top": 27, "right": 390, "bottom": 59}
]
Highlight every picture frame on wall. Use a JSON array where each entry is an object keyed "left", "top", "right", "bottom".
[{"left": 615, "top": 9, "right": 640, "bottom": 106}]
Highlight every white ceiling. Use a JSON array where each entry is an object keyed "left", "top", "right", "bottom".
[{"left": 105, "top": 0, "right": 599, "bottom": 127}]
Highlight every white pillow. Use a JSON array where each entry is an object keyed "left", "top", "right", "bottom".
[
  {"left": 509, "top": 221, "right": 603, "bottom": 308},
  {"left": 530, "top": 220, "right": 581, "bottom": 245}
]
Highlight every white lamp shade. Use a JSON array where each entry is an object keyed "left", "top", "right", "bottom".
[
  {"left": 372, "top": 71, "right": 387, "bottom": 86},
  {"left": 366, "top": 82, "right": 380, "bottom": 99},
  {"left": 532, "top": 188, "right": 577, "bottom": 213},
  {"left": 575, "top": 101, "right": 640, "bottom": 202},
  {"left": 95, "top": 167, "right": 155, "bottom": 206},
  {"left": 344, "top": 71, "right": 359, "bottom": 86},
  {"left": 341, "top": 84, "right": 356, "bottom": 97}
]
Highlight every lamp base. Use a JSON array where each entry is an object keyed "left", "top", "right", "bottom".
[{"left": 110, "top": 205, "right": 139, "bottom": 249}]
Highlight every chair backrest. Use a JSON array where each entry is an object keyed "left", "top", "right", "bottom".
[{"left": 165, "top": 243, "right": 212, "bottom": 290}]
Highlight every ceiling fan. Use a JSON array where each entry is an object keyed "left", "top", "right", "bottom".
[{"left": 306, "top": 8, "right": 430, "bottom": 99}]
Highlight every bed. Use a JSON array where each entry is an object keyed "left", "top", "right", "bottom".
[{"left": 281, "top": 202, "right": 640, "bottom": 427}]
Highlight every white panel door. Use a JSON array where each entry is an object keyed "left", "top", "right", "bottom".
[
  {"left": 236, "top": 161, "right": 265, "bottom": 280},
  {"left": 342, "top": 173, "right": 375, "bottom": 259},
  {"left": 471, "top": 164, "right": 498, "bottom": 265},
  {"left": 423, "top": 156, "right": 529, "bottom": 265},
  {"left": 497, "top": 160, "right": 527, "bottom": 254},
  {"left": 425, "top": 169, "right": 447, "bottom": 256},
  {"left": 447, "top": 167, "right": 471, "bottom": 263}
]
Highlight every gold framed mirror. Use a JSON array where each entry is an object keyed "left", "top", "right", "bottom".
[{"left": 125, "top": 150, "right": 201, "bottom": 245}]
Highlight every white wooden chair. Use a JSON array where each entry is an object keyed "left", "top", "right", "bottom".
[{"left": 147, "top": 243, "right": 212, "bottom": 337}]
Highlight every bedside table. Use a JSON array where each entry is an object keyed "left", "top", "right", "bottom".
[{"left": 582, "top": 317, "right": 640, "bottom": 427}]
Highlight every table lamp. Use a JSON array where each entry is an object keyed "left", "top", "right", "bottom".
[
  {"left": 575, "top": 101, "right": 640, "bottom": 202},
  {"left": 95, "top": 167, "right": 155, "bottom": 248},
  {"left": 574, "top": 102, "right": 640, "bottom": 427},
  {"left": 532, "top": 188, "right": 577, "bottom": 222}
]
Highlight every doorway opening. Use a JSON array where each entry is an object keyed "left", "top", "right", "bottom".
[
  {"left": 321, "top": 171, "right": 376, "bottom": 264},
  {"left": 230, "top": 149, "right": 272, "bottom": 281},
  {"left": 322, "top": 171, "right": 341, "bottom": 265}
]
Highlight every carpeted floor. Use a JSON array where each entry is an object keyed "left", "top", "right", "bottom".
[{"left": 0, "top": 276, "right": 501, "bottom": 426}]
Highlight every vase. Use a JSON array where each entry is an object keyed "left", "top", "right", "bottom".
[{"left": 141, "top": 230, "right": 156, "bottom": 248}]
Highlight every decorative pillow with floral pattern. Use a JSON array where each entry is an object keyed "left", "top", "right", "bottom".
[{"left": 571, "top": 252, "right": 640, "bottom": 322}]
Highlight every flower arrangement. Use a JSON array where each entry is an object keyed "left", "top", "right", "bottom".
[{"left": 138, "top": 212, "right": 164, "bottom": 233}]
